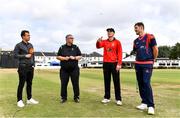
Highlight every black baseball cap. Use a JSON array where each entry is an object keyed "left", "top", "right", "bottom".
[{"left": 106, "top": 28, "right": 115, "bottom": 33}]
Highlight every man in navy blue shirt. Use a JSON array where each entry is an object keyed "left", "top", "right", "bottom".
[{"left": 132, "top": 22, "right": 158, "bottom": 115}]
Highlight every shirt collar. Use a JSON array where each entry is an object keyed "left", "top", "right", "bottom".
[
  {"left": 138, "top": 33, "right": 146, "bottom": 40},
  {"left": 21, "top": 40, "right": 29, "bottom": 45},
  {"left": 107, "top": 37, "right": 116, "bottom": 42},
  {"left": 65, "top": 43, "right": 73, "bottom": 47}
]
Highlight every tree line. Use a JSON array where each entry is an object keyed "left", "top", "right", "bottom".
[{"left": 158, "top": 42, "right": 180, "bottom": 59}]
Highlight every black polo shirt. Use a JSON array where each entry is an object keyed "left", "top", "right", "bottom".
[
  {"left": 57, "top": 44, "right": 81, "bottom": 70},
  {"left": 14, "top": 41, "right": 35, "bottom": 67}
]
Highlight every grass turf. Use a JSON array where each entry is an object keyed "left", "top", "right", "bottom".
[{"left": 0, "top": 69, "right": 180, "bottom": 117}]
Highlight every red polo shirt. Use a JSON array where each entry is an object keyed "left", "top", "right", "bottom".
[{"left": 96, "top": 38, "right": 122, "bottom": 65}]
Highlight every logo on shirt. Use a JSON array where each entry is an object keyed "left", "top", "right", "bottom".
[
  {"left": 140, "top": 46, "right": 145, "bottom": 49},
  {"left": 107, "top": 48, "right": 112, "bottom": 52}
]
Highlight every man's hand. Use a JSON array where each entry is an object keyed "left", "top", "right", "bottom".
[
  {"left": 116, "top": 65, "right": 121, "bottom": 72},
  {"left": 97, "top": 36, "right": 103, "bottom": 42},
  {"left": 130, "top": 50, "right": 136, "bottom": 55},
  {"left": 56, "top": 56, "right": 70, "bottom": 61},
  {"left": 75, "top": 56, "right": 82, "bottom": 60},
  {"left": 64, "top": 56, "right": 70, "bottom": 61},
  {"left": 69, "top": 56, "right": 75, "bottom": 60},
  {"left": 25, "top": 54, "right": 32, "bottom": 58}
]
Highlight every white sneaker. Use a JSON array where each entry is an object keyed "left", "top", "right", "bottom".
[
  {"left": 136, "top": 103, "right": 147, "bottom": 110},
  {"left": 17, "top": 100, "right": 25, "bottom": 108},
  {"left": 101, "top": 99, "right": 110, "bottom": 103},
  {"left": 27, "top": 98, "right": 39, "bottom": 104},
  {"left": 116, "top": 100, "right": 122, "bottom": 106},
  {"left": 148, "top": 107, "right": 155, "bottom": 115}
]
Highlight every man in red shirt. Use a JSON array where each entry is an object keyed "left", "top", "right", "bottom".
[{"left": 96, "top": 28, "right": 122, "bottom": 105}]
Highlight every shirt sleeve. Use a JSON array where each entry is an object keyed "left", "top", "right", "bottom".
[
  {"left": 96, "top": 40, "right": 105, "bottom": 48},
  {"left": 147, "top": 34, "right": 157, "bottom": 47},
  {"left": 76, "top": 46, "right": 82, "bottom": 56},
  {"left": 29, "top": 44, "right": 35, "bottom": 66},
  {"left": 57, "top": 46, "right": 62, "bottom": 56},
  {"left": 133, "top": 40, "right": 136, "bottom": 52},
  {"left": 117, "top": 40, "right": 122, "bottom": 65},
  {"left": 149, "top": 37, "right": 157, "bottom": 47},
  {"left": 14, "top": 44, "right": 26, "bottom": 59}
]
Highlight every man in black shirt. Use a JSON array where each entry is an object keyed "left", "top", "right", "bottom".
[
  {"left": 14, "top": 30, "right": 38, "bottom": 107},
  {"left": 57, "top": 34, "right": 82, "bottom": 103}
]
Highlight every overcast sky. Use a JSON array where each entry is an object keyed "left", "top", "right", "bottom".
[{"left": 0, "top": 0, "right": 180, "bottom": 54}]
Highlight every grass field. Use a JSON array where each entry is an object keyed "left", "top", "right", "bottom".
[{"left": 0, "top": 68, "right": 180, "bottom": 117}]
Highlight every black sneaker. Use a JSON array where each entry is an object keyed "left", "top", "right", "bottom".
[
  {"left": 60, "top": 99, "right": 67, "bottom": 103},
  {"left": 74, "top": 98, "right": 80, "bottom": 103}
]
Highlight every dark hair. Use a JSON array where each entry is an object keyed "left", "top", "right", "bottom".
[
  {"left": 65, "top": 34, "right": 73, "bottom": 39},
  {"left": 134, "top": 22, "right": 145, "bottom": 29},
  {"left": 21, "top": 30, "right": 29, "bottom": 38}
]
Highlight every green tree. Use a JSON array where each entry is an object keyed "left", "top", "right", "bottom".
[
  {"left": 169, "top": 43, "right": 180, "bottom": 59},
  {"left": 158, "top": 46, "right": 171, "bottom": 58}
]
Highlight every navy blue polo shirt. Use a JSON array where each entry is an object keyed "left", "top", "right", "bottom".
[{"left": 133, "top": 33, "right": 157, "bottom": 62}]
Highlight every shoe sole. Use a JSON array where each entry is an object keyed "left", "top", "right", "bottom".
[
  {"left": 102, "top": 101, "right": 110, "bottom": 104},
  {"left": 17, "top": 103, "right": 25, "bottom": 108},
  {"left": 117, "top": 103, "right": 122, "bottom": 106},
  {"left": 101, "top": 100, "right": 110, "bottom": 103},
  {"left": 27, "top": 102, "right": 39, "bottom": 105},
  {"left": 17, "top": 105, "right": 24, "bottom": 108},
  {"left": 148, "top": 112, "right": 155, "bottom": 115},
  {"left": 116, "top": 101, "right": 122, "bottom": 106},
  {"left": 136, "top": 106, "right": 148, "bottom": 110}
]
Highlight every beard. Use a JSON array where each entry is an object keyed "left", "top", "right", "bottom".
[{"left": 135, "top": 31, "right": 140, "bottom": 35}]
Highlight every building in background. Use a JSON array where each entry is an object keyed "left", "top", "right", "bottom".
[
  {"left": 0, "top": 49, "right": 180, "bottom": 69},
  {"left": 34, "top": 52, "right": 60, "bottom": 69},
  {"left": 0, "top": 50, "right": 18, "bottom": 68},
  {"left": 154, "top": 58, "right": 180, "bottom": 68},
  {"left": 80, "top": 52, "right": 103, "bottom": 68}
]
